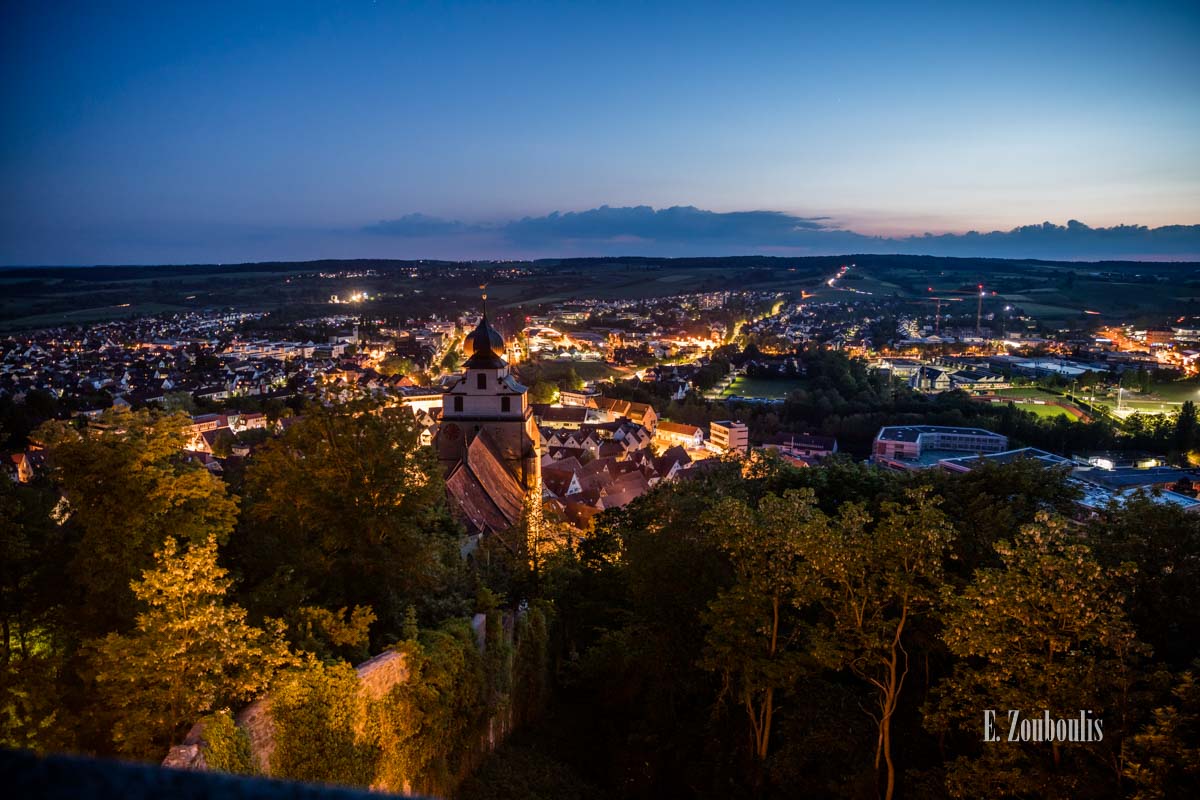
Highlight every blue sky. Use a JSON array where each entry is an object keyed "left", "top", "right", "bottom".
[{"left": 2, "top": 1, "right": 1198, "bottom": 264}]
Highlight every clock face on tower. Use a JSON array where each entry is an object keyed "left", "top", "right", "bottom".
[{"left": 443, "top": 423, "right": 461, "bottom": 441}]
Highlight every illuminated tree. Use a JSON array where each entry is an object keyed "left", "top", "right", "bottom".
[
  {"left": 564, "top": 367, "right": 585, "bottom": 391},
  {"left": 36, "top": 409, "right": 238, "bottom": 633},
  {"left": 1124, "top": 666, "right": 1200, "bottom": 799},
  {"left": 527, "top": 380, "right": 558, "bottom": 405},
  {"left": 209, "top": 427, "right": 235, "bottom": 458},
  {"left": 701, "top": 489, "right": 818, "bottom": 762},
  {"left": 378, "top": 356, "right": 417, "bottom": 378},
  {"left": 92, "top": 535, "right": 295, "bottom": 758},
  {"left": 1174, "top": 400, "right": 1198, "bottom": 459},
  {"left": 520, "top": 493, "right": 561, "bottom": 580},
  {"left": 0, "top": 478, "right": 66, "bottom": 752},
  {"left": 794, "top": 487, "right": 954, "bottom": 800},
  {"left": 293, "top": 605, "right": 377, "bottom": 664},
  {"left": 929, "top": 512, "right": 1148, "bottom": 798},
  {"left": 271, "top": 660, "right": 377, "bottom": 787},
  {"left": 372, "top": 620, "right": 487, "bottom": 794}
]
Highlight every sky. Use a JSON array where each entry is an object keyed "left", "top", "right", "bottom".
[{"left": 2, "top": 0, "right": 1199, "bottom": 265}]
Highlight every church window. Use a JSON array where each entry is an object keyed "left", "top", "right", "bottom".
[
  {"left": 477, "top": 373, "right": 486, "bottom": 390},
  {"left": 501, "top": 396, "right": 511, "bottom": 412},
  {"left": 453, "top": 395, "right": 463, "bottom": 412}
]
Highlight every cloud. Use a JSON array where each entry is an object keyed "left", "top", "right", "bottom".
[
  {"left": 8, "top": 208, "right": 1195, "bottom": 266},
  {"left": 362, "top": 213, "right": 481, "bottom": 237},
  {"left": 503, "top": 205, "right": 830, "bottom": 245},
  {"left": 361, "top": 207, "right": 1200, "bottom": 260},
  {"left": 893, "top": 220, "right": 1200, "bottom": 260}
]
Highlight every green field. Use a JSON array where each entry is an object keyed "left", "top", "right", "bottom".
[
  {"left": 0, "top": 302, "right": 191, "bottom": 331},
  {"left": 553, "top": 360, "right": 624, "bottom": 381},
  {"left": 1086, "top": 379, "right": 1199, "bottom": 416},
  {"left": 516, "top": 358, "right": 625, "bottom": 385},
  {"left": 1012, "top": 402, "right": 1077, "bottom": 419},
  {"left": 976, "top": 387, "right": 1085, "bottom": 420},
  {"left": 721, "top": 376, "right": 806, "bottom": 399},
  {"left": 1150, "top": 379, "right": 1200, "bottom": 403}
]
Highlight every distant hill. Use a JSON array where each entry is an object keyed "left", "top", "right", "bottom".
[{"left": 4, "top": 253, "right": 1197, "bottom": 281}]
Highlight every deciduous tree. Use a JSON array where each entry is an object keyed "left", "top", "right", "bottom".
[
  {"left": 794, "top": 487, "right": 954, "bottom": 800},
  {"left": 527, "top": 380, "right": 558, "bottom": 405},
  {"left": 236, "top": 398, "right": 464, "bottom": 634},
  {"left": 378, "top": 356, "right": 417, "bottom": 378},
  {"left": 36, "top": 409, "right": 238, "bottom": 633},
  {"left": 92, "top": 535, "right": 295, "bottom": 758},
  {"left": 701, "top": 489, "right": 818, "bottom": 763},
  {"left": 930, "top": 512, "right": 1148, "bottom": 798}
]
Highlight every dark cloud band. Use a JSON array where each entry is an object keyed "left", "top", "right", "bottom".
[{"left": 361, "top": 206, "right": 1200, "bottom": 260}]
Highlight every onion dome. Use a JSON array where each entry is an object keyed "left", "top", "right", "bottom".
[
  {"left": 463, "top": 314, "right": 505, "bottom": 358},
  {"left": 463, "top": 314, "right": 507, "bottom": 369}
]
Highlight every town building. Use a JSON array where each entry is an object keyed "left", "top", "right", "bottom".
[
  {"left": 938, "top": 447, "right": 1200, "bottom": 515},
  {"left": 872, "top": 425, "right": 1008, "bottom": 470},
  {"left": 1073, "top": 451, "right": 1164, "bottom": 471},
  {"left": 594, "top": 396, "right": 658, "bottom": 431},
  {"left": 710, "top": 420, "right": 749, "bottom": 454},
  {"left": 761, "top": 432, "right": 838, "bottom": 465},
  {"left": 938, "top": 447, "right": 1072, "bottom": 474},
  {"left": 909, "top": 366, "right": 952, "bottom": 393},
  {"left": 558, "top": 387, "right": 600, "bottom": 407},
  {"left": 948, "top": 368, "right": 1009, "bottom": 393},
  {"left": 875, "top": 357, "right": 923, "bottom": 379},
  {"left": 1144, "top": 328, "right": 1176, "bottom": 346},
  {"left": 395, "top": 385, "right": 444, "bottom": 414},
  {"left": 655, "top": 420, "right": 706, "bottom": 449},
  {"left": 531, "top": 405, "right": 592, "bottom": 429}
]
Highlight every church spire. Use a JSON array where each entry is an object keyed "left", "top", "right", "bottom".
[{"left": 463, "top": 286, "right": 506, "bottom": 368}]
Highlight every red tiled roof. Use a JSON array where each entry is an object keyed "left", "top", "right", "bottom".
[{"left": 444, "top": 430, "right": 526, "bottom": 534}]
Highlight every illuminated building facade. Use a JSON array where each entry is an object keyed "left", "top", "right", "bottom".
[{"left": 436, "top": 312, "right": 542, "bottom": 534}]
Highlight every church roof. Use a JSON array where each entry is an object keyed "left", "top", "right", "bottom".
[{"left": 444, "top": 429, "right": 525, "bottom": 534}]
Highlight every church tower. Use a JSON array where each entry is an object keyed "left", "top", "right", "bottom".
[{"left": 437, "top": 308, "right": 541, "bottom": 496}]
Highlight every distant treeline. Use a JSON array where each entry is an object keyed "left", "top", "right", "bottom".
[{"left": 5, "top": 253, "right": 1196, "bottom": 281}]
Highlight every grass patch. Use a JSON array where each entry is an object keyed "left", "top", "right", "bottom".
[
  {"left": 1087, "top": 382, "right": 1196, "bottom": 416},
  {"left": 1011, "top": 402, "right": 1076, "bottom": 419},
  {"left": 722, "top": 376, "right": 807, "bottom": 399},
  {"left": 1149, "top": 379, "right": 1200, "bottom": 404},
  {"left": 517, "top": 358, "right": 625, "bottom": 385},
  {"left": 0, "top": 302, "right": 189, "bottom": 332}
]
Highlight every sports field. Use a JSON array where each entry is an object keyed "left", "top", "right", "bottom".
[
  {"left": 1087, "top": 379, "right": 1198, "bottom": 417},
  {"left": 976, "top": 387, "right": 1088, "bottom": 421}
]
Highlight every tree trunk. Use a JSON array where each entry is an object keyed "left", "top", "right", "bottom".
[
  {"left": 752, "top": 595, "right": 781, "bottom": 761},
  {"left": 882, "top": 711, "right": 895, "bottom": 800},
  {"left": 758, "top": 687, "right": 774, "bottom": 760},
  {"left": 879, "top": 604, "right": 909, "bottom": 800}
]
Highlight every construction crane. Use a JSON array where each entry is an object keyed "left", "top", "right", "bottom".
[
  {"left": 976, "top": 284, "right": 985, "bottom": 336},
  {"left": 922, "top": 287, "right": 963, "bottom": 334}
]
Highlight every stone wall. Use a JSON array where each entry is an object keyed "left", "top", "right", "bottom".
[{"left": 163, "top": 612, "right": 510, "bottom": 794}]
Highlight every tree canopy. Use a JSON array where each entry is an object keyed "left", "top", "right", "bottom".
[{"left": 92, "top": 535, "right": 295, "bottom": 759}]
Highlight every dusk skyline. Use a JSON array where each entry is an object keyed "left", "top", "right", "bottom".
[{"left": 3, "top": 0, "right": 1199, "bottom": 264}]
